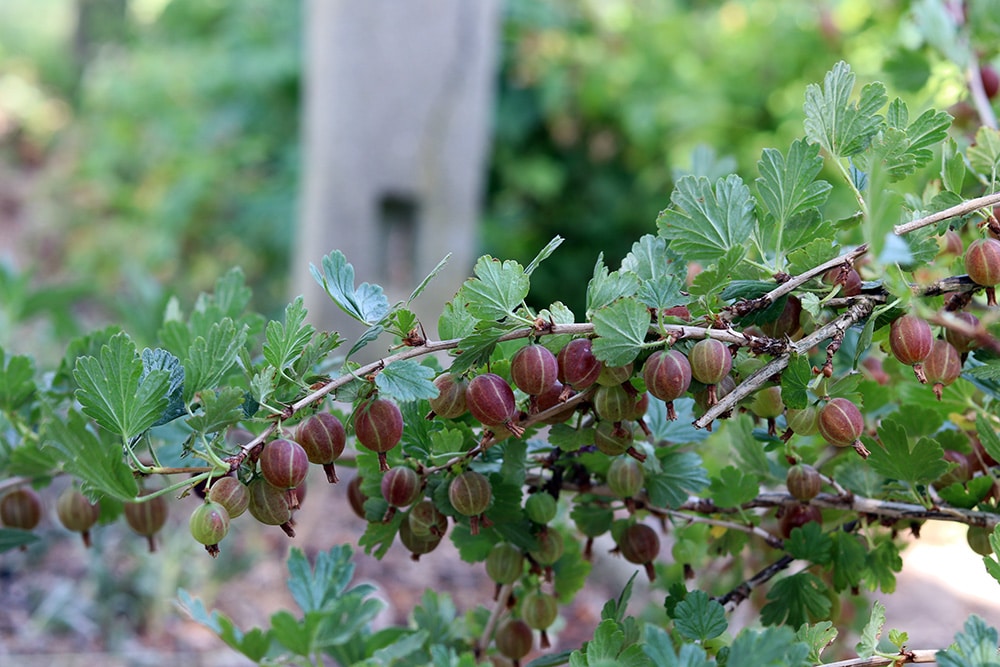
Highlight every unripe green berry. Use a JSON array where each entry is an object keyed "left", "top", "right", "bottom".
[
  {"left": 485, "top": 542, "right": 524, "bottom": 585},
  {"left": 56, "top": 487, "right": 100, "bottom": 547},
  {"left": 524, "top": 492, "right": 558, "bottom": 525},
  {"left": 189, "top": 501, "right": 230, "bottom": 557}
]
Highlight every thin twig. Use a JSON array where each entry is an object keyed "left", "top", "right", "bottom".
[
  {"left": 967, "top": 52, "right": 999, "bottom": 131},
  {"left": 654, "top": 507, "right": 784, "bottom": 549},
  {"left": 715, "top": 554, "right": 795, "bottom": 611},
  {"left": 893, "top": 191, "right": 1000, "bottom": 236},
  {"left": 720, "top": 244, "right": 870, "bottom": 323},
  {"left": 694, "top": 298, "right": 876, "bottom": 429},
  {"left": 478, "top": 582, "right": 514, "bottom": 657},
  {"left": 818, "top": 649, "right": 939, "bottom": 666}
]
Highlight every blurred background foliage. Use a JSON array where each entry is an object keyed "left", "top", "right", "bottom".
[{"left": 0, "top": 0, "right": 989, "bottom": 337}]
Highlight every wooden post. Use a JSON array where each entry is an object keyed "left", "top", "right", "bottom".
[{"left": 294, "top": 0, "right": 501, "bottom": 359}]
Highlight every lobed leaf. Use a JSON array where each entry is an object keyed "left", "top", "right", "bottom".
[
  {"left": 673, "top": 590, "right": 727, "bottom": 641},
  {"left": 41, "top": 408, "right": 139, "bottom": 502},
  {"left": 803, "top": 60, "right": 887, "bottom": 158},
  {"left": 263, "top": 297, "right": 315, "bottom": 373},
  {"left": 755, "top": 139, "right": 832, "bottom": 227},
  {"left": 183, "top": 318, "right": 248, "bottom": 404},
  {"left": 374, "top": 359, "right": 437, "bottom": 403},
  {"left": 461, "top": 256, "right": 530, "bottom": 322},
  {"left": 591, "top": 297, "right": 651, "bottom": 367},
  {"left": 310, "top": 250, "right": 390, "bottom": 325},
  {"left": 656, "top": 174, "right": 756, "bottom": 264},
  {"left": 0, "top": 347, "right": 35, "bottom": 413},
  {"left": 74, "top": 332, "right": 170, "bottom": 440}
]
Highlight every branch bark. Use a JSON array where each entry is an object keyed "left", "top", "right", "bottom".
[{"left": 893, "top": 191, "right": 1000, "bottom": 236}]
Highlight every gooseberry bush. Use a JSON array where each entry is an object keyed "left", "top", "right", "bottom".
[{"left": 6, "top": 59, "right": 1000, "bottom": 666}]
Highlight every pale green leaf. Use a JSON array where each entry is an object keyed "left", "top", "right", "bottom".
[
  {"left": 74, "top": 332, "right": 170, "bottom": 439},
  {"left": 856, "top": 600, "right": 887, "bottom": 658},
  {"left": 657, "top": 174, "right": 756, "bottom": 264},
  {"left": 41, "top": 408, "right": 139, "bottom": 501},
  {"left": 263, "top": 297, "right": 315, "bottom": 373},
  {"left": 755, "top": 140, "right": 832, "bottom": 226},
  {"left": 673, "top": 591, "right": 727, "bottom": 641},
  {"left": 374, "top": 359, "right": 437, "bottom": 402},
  {"left": 310, "top": 250, "right": 390, "bottom": 325},
  {"left": 462, "top": 256, "right": 530, "bottom": 321},
  {"left": 969, "top": 127, "right": 1000, "bottom": 177},
  {"left": 183, "top": 318, "right": 248, "bottom": 403},
  {"left": 803, "top": 61, "right": 887, "bottom": 158},
  {"left": 591, "top": 298, "right": 651, "bottom": 367}
]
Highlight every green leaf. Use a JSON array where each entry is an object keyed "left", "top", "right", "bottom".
[
  {"left": 177, "top": 589, "right": 272, "bottom": 662},
  {"left": 552, "top": 532, "right": 592, "bottom": 603},
  {"left": 587, "top": 255, "right": 640, "bottom": 317},
  {"left": 829, "top": 531, "right": 867, "bottom": 591},
  {"left": 409, "top": 253, "right": 452, "bottom": 303},
  {"left": 310, "top": 250, "right": 390, "bottom": 325},
  {"left": 186, "top": 386, "right": 246, "bottom": 434},
  {"left": 42, "top": 408, "right": 139, "bottom": 502},
  {"left": 570, "top": 500, "right": 614, "bottom": 539},
  {"left": 888, "top": 628, "right": 908, "bottom": 650},
  {"left": 803, "top": 61, "right": 887, "bottom": 158},
  {"left": 642, "top": 625, "right": 713, "bottom": 667},
  {"left": 549, "top": 424, "right": 594, "bottom": 452},
  {"left": 760, "top": 572, "right": 831, "bottom": 628},
  {"left": 577, "top": 619, "right": 626, "bottom": 663},
  {"left": 796, "top": 621, "right": 837, "bottom": 664},
  {"left": 438, "top": 298, "right": 478, "bottom": 341},
  {"left": 524, "top": 236, "right": 564, "bottom": 277},
  {"left": 0, "top": 528, "right": 40, "bottom": 553},
  {"left": 968, "top": 126, "right": 1000, "bottom": 176},
  {"left": 686, "top": 245, "right": 746, "bottom": 299},
  {"left": 0, "top": 347, "right": 35, "bottom": 413},
  {"left": 656, "top": 174, "right": 756, "bottom": 264},
  {"left": 706, "top": 466, "right": 759, "bottom": 509},
  {"left": 263, "top": 297, "right": 315, "bottom": 374},
  {"left": 864, "top": 539, "right": 902, "bottom": 594},
  {"left": 374, "top": 360, "right": 437, "bottom": 403},
  {"left": 784, "top": 522, "right": 832, "bottom": 565},
  {"left": 856, "top": 600, "right": 887, "bottom": 658},
  {"left": 462, "top": 256, "right": 530, "bottom": 322},
  {"left": 448, "top": 323, "right": 514, "bottom": 375},
  {"left": 866, "top": 418, "right": 949, "bottom": 485},
  {"left": 141, "top": 348, "right": 185, "bottom": 427},
  {"left": 183, "top": 318, "right": 248, "bottom": 403},
  {"left": 903, "top": 106, "right": 952, "bottom": 169},
  {"left": 673, "top": 590, "right": 727, "bottom": 641},
  {"left": 942, "top": 138, "right": 966, "bottom": 192},
  {"left": 977, "top": 413, "right": 1000, "bottom": 465},
  {"left": 755, "top": 139, "right": 832, "bottom": 228},
  {"left": 781, "top": 355, "right": 812, "bottom": 411},
  {"left": 727, "top": 626, "right": 811, "bottom": 667},
  {"left": 938, "top": 474, "right": 993, "bottom": 509},
  {"left": 74, "top": 332, "right": 170, "bottom": 440},
  {"left": 288, "top": 547, "right": 344, "bottom": 613},
  {"left": 646, "top": 450, "right": 709, "bottom": 509},
  {"left": 591, "top": 298, "right": 651, "bottom": 367},
  {"left": 936, "top": 615, "right": 1000, "bottom": 667}
]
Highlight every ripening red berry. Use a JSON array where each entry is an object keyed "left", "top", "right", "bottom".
[
  {"left": 259, "top": 438, "right": 310, "bottom": 494},
  {"left": 466, "top": 373, "right": 521, "bottom": 435},
  {"left": 247, "top": 478, "right": 294, "bottom": 537},
  {"left": 818, "top": 398, "right": 866, "bottom": 457},
  {"left": 786, "top": 464, "right": 822, "bottom": 501},
  {"left": 822, "top": 267, "right": 862, "bottom": 297},
  {"left": 510, "top": 344, "right": 560, "bottom": 395},
  {"left": 889, "top": 315, "right": 933, "bottom": 382},
  {"left": 1, "top": 487, "right": 43, "bottom": 531},
  {"left": 965, "top": 238, "right": 1000, "bottom": 286},
  {"left": 124, "top": 491, "right": 169, "bottom": 552},
  {"left": 760, "top": 294, "right": 804, "bottom": 337},
  {"left": 427, "top": 373, "right": 468, "bottom": 419},
  {"left": 936, "top": 450, "right": 973, "bottom": 488},
  {"left": 557, "top": 338, "right": 601, "bottom": 390},
  {"left": 923, "top": 339, "right": 962, "bottom": 400},
  {"left": 381, "top": 466, "right": 422, "bottom": 509},
  {"left": 779, "top": 504, "right": 822, "bottom": 539},
  {"left": 945, "top": 311, "right": 981, "bottom": 353},
  {"left": 617, "top": 523, "right": 660, "bottom": 581},
  {"left": 354, "top": 398, "right": 404, "bottom": 471},
  {"left": 207, "top": 476, "right": 250, "bottom": 519},
  {"left": 689, "top": 339, "right": 732, "bottom": 407},
  {"left": 347, "top": 475, "right": 368, "bottom": 520},
  {"left": 56, "top": 487, "right": 100, "bottom": 547},
  {"left": 642, "top": 349, "right": 691, "bottom": 420},
  {"left": 981, "top": 64, "right": 999, "bottom": 99},
  {"left": 533, "top": 380, "right": 576, "bottom": 424},
  {"left": 296, "top": 413, "right": 346, "bottom": 483}
]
